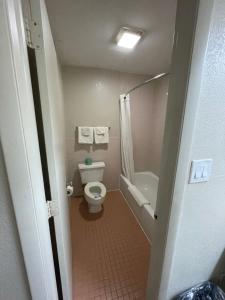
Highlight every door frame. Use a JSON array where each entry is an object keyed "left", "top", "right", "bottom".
[
  {"left": 1, "top": 0, "right": 204, "bottom": 299},
  {"left": 0, "top": 0, "right": 58, "bottom": 299},
  {"left": 147, "top": 0, "right": 202, "bottom": 299}
]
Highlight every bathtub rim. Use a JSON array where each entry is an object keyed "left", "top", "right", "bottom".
[
  {"left": 134, "top": 171, "right": 159, "bottom": 182},
  {"left": 120, "top": 173, "right": 157, "bottom": 219},
  {"left": 120, "top": 173, "right": 156, "bottom": 242}
]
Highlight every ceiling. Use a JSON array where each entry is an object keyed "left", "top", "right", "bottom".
[{"left": 45, "top": 0, "right": 177, "bottom": 75}]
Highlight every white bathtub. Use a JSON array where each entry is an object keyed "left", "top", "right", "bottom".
[{"left": 120, "top": 172, "right": 158, "bottom": 242}]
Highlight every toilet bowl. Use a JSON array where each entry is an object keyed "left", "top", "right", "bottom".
[
  {"left": 84, "top": 181, "right": 106, "bottom": 213},
  {"left": 78, "top": 161, "right": 107, "bottom": 213}
]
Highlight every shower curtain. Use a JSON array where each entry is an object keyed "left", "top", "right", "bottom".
[{"left": 119, "top": 94, "right": 135, "bottom": 183}]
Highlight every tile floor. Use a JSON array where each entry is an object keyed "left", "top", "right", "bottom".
[{"left": 70, "top": 191, "right": 151, "bottom": 300}]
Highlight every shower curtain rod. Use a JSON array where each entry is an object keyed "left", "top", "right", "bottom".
[{"left": 124, "top": 72, "right": 169, "bottom": 98}]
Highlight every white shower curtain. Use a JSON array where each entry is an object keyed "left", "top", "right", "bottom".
[{"left": 119, "top": 94, "right": 135, "bottom": 183}]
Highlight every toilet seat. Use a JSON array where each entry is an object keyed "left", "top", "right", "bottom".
[
  {"left": 84, "top": 181, "right": 106, "bottom": 200},
  {"left": 84, "top": 181, "right": 106, "bottom": 213}
]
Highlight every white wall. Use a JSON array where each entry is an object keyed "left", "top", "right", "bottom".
[
  {"left": 149, "top": 0, "right": 225, "bottom": 299},
  {"left": 165, "top": 0, "right": 225, "bottom": 297},
  {"left": 0, "top": 144, "right": 31, "bottom": 300}
]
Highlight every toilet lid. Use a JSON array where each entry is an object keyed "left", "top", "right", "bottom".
[{"left": 84, "top": 182, "right": 106, "bottom": 199}]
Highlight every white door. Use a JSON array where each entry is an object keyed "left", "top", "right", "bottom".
[
  {"left": 23, "top": 0, "right": 72, "bottom": 299},
  {"left": 0, "top": 0, "right": 58, "bottom": 299}
]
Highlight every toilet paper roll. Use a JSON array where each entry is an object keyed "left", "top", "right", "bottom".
[{"left": 66, "top": 185, "right": 74, "bottom": 197}]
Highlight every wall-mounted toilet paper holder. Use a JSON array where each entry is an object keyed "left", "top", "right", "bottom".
[{"left": 66, "top": 181, "right": 74, "bottom": 197}]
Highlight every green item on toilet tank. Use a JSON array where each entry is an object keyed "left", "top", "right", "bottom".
[{"left": 85, "top": 158, "right": 93, "bottom": 165}]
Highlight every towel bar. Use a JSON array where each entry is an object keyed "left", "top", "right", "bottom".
[{"left": 76, "top": 126, "right": 111, "bottom": 130}]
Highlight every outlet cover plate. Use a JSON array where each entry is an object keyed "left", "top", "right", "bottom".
[{"left": 189, "top": 159, "right": 213, "bottom": 184}]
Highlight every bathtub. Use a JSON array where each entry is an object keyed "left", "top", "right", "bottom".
[{"left": 120, "top": 172, "right": 158, "bottom": 242}]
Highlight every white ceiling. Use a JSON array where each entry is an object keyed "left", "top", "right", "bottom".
[{"left": 45, "top": 0, "right": 177, "bottom": 75}]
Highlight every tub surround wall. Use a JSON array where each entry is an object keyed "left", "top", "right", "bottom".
[
  {"left": 130, "top": 84, "right": 154, "bottom": 173},
  {"left": 62, "top": 66, "right": 168, "bottom": 194},
  {"left": 151, "top": 77, "right": 169, "bottom": 175},
  {"left": 131, "top": 76, "right": 169, "bottom": 176}
]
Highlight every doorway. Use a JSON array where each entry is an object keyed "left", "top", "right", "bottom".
[{"left": 0, "top": 0, "right": 204, "bottom": 298}]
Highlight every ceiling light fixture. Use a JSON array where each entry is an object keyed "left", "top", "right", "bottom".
[{"left": 116, "top": 27, "right": 143, "bottom": 49}]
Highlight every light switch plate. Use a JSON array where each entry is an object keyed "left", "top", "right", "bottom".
[{"left": 189, "top": 159, "right": 213, "bottom": 184}]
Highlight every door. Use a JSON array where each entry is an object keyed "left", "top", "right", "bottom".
[
  {"left": 0, "top": 0, "right": 58, "bottom": 299},
  {"left": 23, "top": 0, "right": 72, "bottom": 299}
]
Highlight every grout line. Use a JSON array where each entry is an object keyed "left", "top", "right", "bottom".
[
  {"left": 107, "top": 188, "right": 120, "bottom": 192},
  {"left": 70, "top": 189, "right": 152, "bottom": 245}
]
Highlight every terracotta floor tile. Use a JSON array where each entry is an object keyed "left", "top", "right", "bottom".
[{"left": 70, "top": 191, "right": 150, "bottom": 300}]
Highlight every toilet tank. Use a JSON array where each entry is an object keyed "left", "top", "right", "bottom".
[{"left": 78, "top": 162, "right": 105, "bottom": 184}]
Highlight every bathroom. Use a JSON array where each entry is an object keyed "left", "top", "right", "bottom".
[
  {"left": 53, "top": 0, "right": 175, "bottom": 296},
  {"left": 4, "top": 0, "right": 225, "bottom": 299},
  {"left": 64, "top": 70, "right": 169, "bottom": 298}
]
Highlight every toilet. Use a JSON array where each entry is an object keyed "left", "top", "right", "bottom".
[{"left": 78, "top": 162, "right": 106, "bottom": 213}]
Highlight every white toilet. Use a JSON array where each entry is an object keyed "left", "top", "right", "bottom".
[{"left": 78, "top": 162, "right": 106, "bottom": 213}]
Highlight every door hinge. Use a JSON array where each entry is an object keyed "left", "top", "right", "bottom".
[
  {"left": 47, "top": 200, "right": 58, "bottom": 218},
  {"left": 24, "top": 17, "right": 33, "bottom": 48},
  {"left": 24, "top": 17, "right": 42, "bottom": 49}
]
